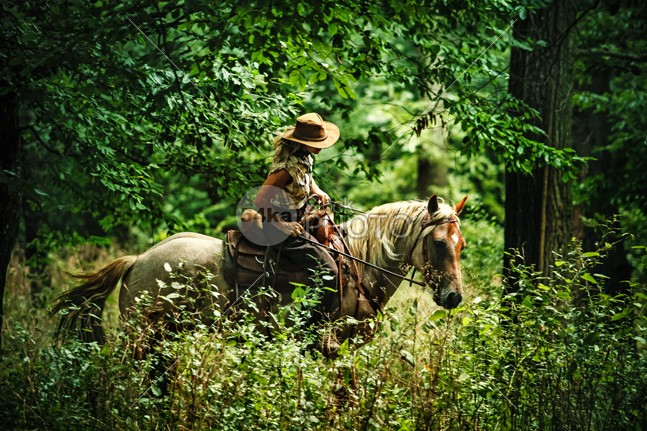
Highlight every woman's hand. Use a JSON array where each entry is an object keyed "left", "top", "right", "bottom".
[
  {"left": 314, "top": 191, "right": 330, "bottom": 206},
  {"left": 275, "top": 220, "right": 304, "bottom": 237},
  {"left": 285, "top": 221, "right": 304, "bottom": 237},
  {"left": 310, "top": 178, "right": 330, "bottom": 206}
]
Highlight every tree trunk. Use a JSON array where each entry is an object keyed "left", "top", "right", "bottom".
[
  {"left": 573, "top": 68, "right": 632, "bottom": 296},
  {"left": 417, "top": 155, "right": 432, "bottom": 198},
  {"left": 0, "top": 90, "right": 22, "bottom": 349},
  {"left": 504, "top": 1, "right": 579, "bottom": 281},
  {"left": 417, "top": 126, "right": 448, "bottom": 198},
  {"left": 24, "top": 211, "right": 50, "bottom": 307}
]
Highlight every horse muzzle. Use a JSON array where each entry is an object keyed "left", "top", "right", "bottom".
[{"left": 432, "top": 279, "right": 463, "bottom": 309}]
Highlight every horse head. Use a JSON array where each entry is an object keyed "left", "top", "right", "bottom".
[{"left": 413, "top": 195, "right": 467, "bottom": 309}]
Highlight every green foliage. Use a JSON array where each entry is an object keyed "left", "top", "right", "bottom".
[
  {"left": 3, "top": 1, "right": 646, "bottom": 427},
  {"left": 460, "top": 215, "right": 504, "bottom": 288},
  {"left": 453, "top": 243, "right": 647, "bottom": 429},
  {"left": 2, "top": 0, "right": 591, "bottom": 252},
  {"left": 2, "top": 223, "right": 645, "bottom": 430},
  {"left": 457, "top": 97, "right": 588, "bottom": 178}
]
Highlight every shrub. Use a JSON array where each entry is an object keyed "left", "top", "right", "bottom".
[
  {"left": 1, "top": 230, "right": 645, "bottom": 430},
  {"left": 444, "top": 240, "right": 647, "bottom": 430}
]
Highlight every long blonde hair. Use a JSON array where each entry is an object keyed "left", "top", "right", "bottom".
[{"left": 272, "top": 136, "right": 301, "bottom": 165}]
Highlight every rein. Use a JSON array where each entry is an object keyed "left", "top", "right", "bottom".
[
  {"left": 306, "top": 198, "right": 420, "bottom": 285},
  {"left": 299, "top": 235, "right": 426, "bottom": 287},
  {"left": 330, "top": 200, "right": 368, "bottom": 215}
]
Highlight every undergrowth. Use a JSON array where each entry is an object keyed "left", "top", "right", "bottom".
[{"left": 1, "top": 231, "right": 645, "bottom": 430}]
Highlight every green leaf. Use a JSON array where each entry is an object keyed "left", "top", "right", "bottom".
[
  {"left": 429, "top": 309, "right": 447, "bottom": 321},
  {"left": 328, "top": 23, "right": 338, "bottom": 37},
  {"left": 611, "top": 308, "right": 631, "bottom": 321},
  {"left": 582, "top": 251, "right": 601, "bottom": 258}
]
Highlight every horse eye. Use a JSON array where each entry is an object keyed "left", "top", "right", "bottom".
[{"left": 433, "top": 240, "right": 446, "bottom": 248}]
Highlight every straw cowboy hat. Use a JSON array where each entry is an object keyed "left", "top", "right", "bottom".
[{"left": 281, "top": 113, "right": 340, "bottom": 148}]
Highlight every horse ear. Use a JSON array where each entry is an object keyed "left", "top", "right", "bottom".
[
  {"left": 427, "top": 194, "right": 439, "bottom": 214},
  {"left": 455, "top": 196, "right": 468, "bottom": 216}
]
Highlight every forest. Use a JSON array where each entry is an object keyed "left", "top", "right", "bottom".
[{"left": 1, "top": 0, "right": 646, "bottom": 430}]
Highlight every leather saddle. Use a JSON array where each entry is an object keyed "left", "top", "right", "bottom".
[
  {"left": 223, "top": 208, "right": 355, "bottom": 294},
  {"left": 224, "top": 229, "right": 310, "bottom": 291},
  {"left": 223, "top": 207, "right": 382, "bottom": 323}
]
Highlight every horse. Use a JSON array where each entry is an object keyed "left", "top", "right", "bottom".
[{"left": 53, "top": 195, "right": 467, "bottom": 358}]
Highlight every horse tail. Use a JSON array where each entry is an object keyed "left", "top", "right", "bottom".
[{"left": 53, "top": 255, "right": 138, "bottom": 344}]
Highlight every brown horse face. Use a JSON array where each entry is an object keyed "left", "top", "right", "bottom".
[
  {"left": 426, "top": 220, "right": 466, "bottom": 308},
  {"left": 424, "top": 196, "right": 467, "bottom": 309}
]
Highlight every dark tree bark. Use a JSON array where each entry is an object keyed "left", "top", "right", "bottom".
[
  {"left": 573, "top": 67, "right": 632, "bottom": 296},
  {"left": 417, "top": 155, "right": 433, "bottom": 198},
  {"left": 417, "top": 154, "right": 449, "bottom": 197},
  {"left": 504, "top": 1, "right": 580, "bottom": 281},
  {"left": 23, "top": 212, "right": 50, "bottom": 307},
  {"left": 0, "top": 90, "right": 23, "bottom": 349}
]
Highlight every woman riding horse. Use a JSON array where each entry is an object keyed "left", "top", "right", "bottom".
[
  {"left": 53, "top": 113, "right": 468, "bottom": 359},
  {"left": 248, "top": 112, "right": 340, "bottom": 297}
]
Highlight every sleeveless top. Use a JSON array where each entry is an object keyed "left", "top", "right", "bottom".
[{"left": 268, "top": 151, "right": 313, "bottom": 213}]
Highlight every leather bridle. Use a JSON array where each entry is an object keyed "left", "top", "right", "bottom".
[{"left": 408, "top": 214, "right": 459, "bottom": 297}]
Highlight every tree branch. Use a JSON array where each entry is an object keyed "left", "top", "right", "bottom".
[
  {"left": 577, "top": 49, "right": 647, "bottom": 62},
  {"left": 24, "top": 125, "right": 63, "bottom": 156}
]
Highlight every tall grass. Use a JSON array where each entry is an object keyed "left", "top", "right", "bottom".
[{"left": 1, "top": 222, "right": 645, "bottom": 430}]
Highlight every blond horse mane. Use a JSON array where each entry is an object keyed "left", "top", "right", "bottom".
[{"left": 343, "top": 199, "right": 459, "bottom": 268}]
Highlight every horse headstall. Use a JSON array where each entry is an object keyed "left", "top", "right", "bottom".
[
  {"left": 421, "top": 215, "right": 459, "bottom": 231},
  {"left": 415, "top": 214, "right": 460, "bottom": 293}
]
